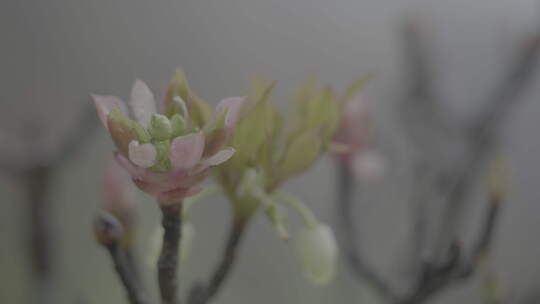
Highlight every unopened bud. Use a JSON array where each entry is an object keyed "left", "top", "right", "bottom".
[
  {"left": 149, "top": 113, "right": 172, "bottom": 140},
  {"left": 293, "top": 223, "right": 338, "bottom": 285},
  {"left": 170, "top": 114, "right": 187, "bottom": 138}
]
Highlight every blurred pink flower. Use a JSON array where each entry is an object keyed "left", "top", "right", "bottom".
[
  {"left": 333, "top": 95, "right": 385, "bottom": 182},
  {"left": 333, "top": 95, "right": 371, "bottom": 162},
  {"left": 93, "top": 79, "right": 243, "bottom": 205},
  {"left": 102, "top": 159, "right": 136, "bottom": 236}
]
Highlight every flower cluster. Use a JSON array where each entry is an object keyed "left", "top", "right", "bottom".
[
  {"left": 93, "top": 70, "right": 243, "bottom": 205},
  {"left": 213, "top": 78, "right": 353, "bottom": 284}
]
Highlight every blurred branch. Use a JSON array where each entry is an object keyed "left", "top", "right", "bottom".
[
  {"left": 188, "top": 217, "right": 248, "bottom": 304},
  {"left": 0, "top": 101, "right": 97, "bottom": 173},
  {"left": 433, "top": 33, "right": 540, "bottom": 261},
  {"left": 22, "top": 166, "right": 53, "bottom": 304},
  {"left": 339, "top": 17, "right": 539, "bottom": 304},
  {"left": 336, "top": 163, "right": 400, "bottom": 302},
  {"left": 1, "top": 102, "right": 98, "bottom": 303}
]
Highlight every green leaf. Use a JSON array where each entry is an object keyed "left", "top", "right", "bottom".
[
  {"left": 231, "top": 83, "right": 276, "bottom": 167},
  {"left": 341, "top": 75, "right": 371, "bottom": 104},
  {"left": 276, "top": 130, "right": 322, "bottom": 182}
]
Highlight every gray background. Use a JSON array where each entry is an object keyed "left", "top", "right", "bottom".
[{"left": 1, "top": 0, "right": 540, "bottom": 303}]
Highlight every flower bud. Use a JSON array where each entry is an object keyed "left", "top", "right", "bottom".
[
  {"left": 149, "top": 113, "right": 172, "bottom": 141},
  {"left": 170, "top": 114, "right": 187, "bottom": 138},
  {"left": 293, "top": 223, "right": 338, "bottom": 285}
]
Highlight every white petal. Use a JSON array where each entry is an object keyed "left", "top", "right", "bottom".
[
  {"left": 170, "top": 132, "right": 205, "bottom": 170},
  {"left": 203, "top": 147, "right": 235, "bottom": 167},
  {"left": 128, "top": 141, "right": 157, "bottom": 168},
  {"left": 91, "top": 94, "right": 127, "bottom": 129},
  {"left": 130, "top": 79, "right": 157, "bottom": 127}
]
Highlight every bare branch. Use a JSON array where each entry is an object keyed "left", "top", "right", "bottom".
[
  {"left": 433, "top": 34, "right": 540, "bottom": 261},
  {"left": 188, "top": 217, "right": 248, "bottom": 304},
  {"left": 94, "top": 212, "right": 149, "bottom": 304}
]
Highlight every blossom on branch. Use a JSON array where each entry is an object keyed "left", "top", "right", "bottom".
[{"left": 93, "top": 70, "right": 243, "bottom": 205}]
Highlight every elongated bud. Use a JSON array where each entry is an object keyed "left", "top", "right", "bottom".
[
  {"left": 149, "top": 113, "right": 172, "bottom": 141},
  {"left": 293, "top": 223, "right": 338, "bottom": 285}
]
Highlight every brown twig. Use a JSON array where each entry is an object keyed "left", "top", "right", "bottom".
[
  {"left": 188, "top": 217, "right": 248, "bottom": 304},
  {"left": 108, "top": 244, "right": 149, "bottom": 304},
  {"left": 158, "top": 203, "right": 183, "bottom": 304},
  {"left": 94, "top": 212, "right": 149, "bottom": 304}
]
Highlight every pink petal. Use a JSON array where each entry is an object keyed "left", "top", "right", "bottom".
[
  {"left": 201, "top": 147, "right": 235, "bottom": 168},
  {"left": 128, "top": 141, "right": 157, "bottom": 168},
  {"left": 130, "top": 79, "right": 157, "bottom": 127},
  {"left": 103, "top": 159, "right": 135, "bottom": 214},
  {"left": 115, "top": 153, "right": 144, "bottom": 179},
  {"left": 170, "top": 132, "right": 205, "bottom": 170},
  {"left": 215, "top": 96, "right": 245, "bottom": 129},
  {"left": 92, "top": 94, "right": 127, "bottom": 129}
]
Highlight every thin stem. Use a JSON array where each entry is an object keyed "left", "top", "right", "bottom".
[
  {"left": 107, "top": 243, "right": 149, "bottom": 304},
  {"left": 158, "top": 203, "right": 183, "bottom": 304},
  {"left": 275, "top": 191, "right": 318, "bottom": 228},
  {"left": 188, "top": 217, "right": 248, "bottom": 304}
]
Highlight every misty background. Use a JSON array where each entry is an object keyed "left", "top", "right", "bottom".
[{"left": 1, "top": 0, "right": 540, "bottom": 303}]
